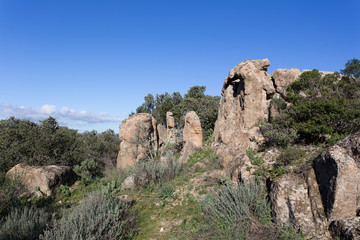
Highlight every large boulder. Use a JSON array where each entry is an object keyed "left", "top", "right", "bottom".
[
  {"left": 179, "top": 111, "right": 202, "bottom": 163},
  {"left": 314, "top": 132, "right": 360, "bottom": 222},
  {"left": 6, "top": 163, "right": 77, "bottom": 197},
  {"left": 213, "top": 59, "right": 275, "bottom": 166},
  {"left": 269, "top": 170, "right": 329, "bottom": 238},
  {"left": 117, "top": 113, "right": 158, "bottom": 169}
]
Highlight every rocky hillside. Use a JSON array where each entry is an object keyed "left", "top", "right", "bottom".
[
  {"left": 1, "top": 58, "right": 360, "bottom": 240},
  {"left": 116, "top": 59, "right": 360, "bottom": 239}
]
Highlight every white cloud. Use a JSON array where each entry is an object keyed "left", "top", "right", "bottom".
[{"left": 0, "top": 103, "right": 122, "bottom": 124}]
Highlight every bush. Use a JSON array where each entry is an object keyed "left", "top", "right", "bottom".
[
  {"left": 0, "top": 206, "right": 51, "bottom": 240},
  {"left": 74, "top": 158, "right": 99, "bottom": 185},
  {"left": 194, "top": 181, "right": 304, "bottom": 240},
  {"left": 56, "top": 185, "right": 71, "bottom": 200},
  {"left": 259, "top": 109, "right": 298, "bottom": 147},
  {"left": 200, "top": 181, "right": 272, "bottom": 239},
  {"left": 132, "top": 153, "right": 181, "bottom": 188},
  {"left": 276, "top": 147, "right": 306, "bottom": 166},
  {"left": 0, "top": 173, "right": 26, "bottom": 217},
  {"left": 40, "top": 190, "right": 136, "bottom": 240},
  {"left": 246, "top": 149, "right": 264, "bottom": 166},
  {"left": 187, "top": 145, "right": 221, "bottom": 170},
  {"left": 159, "top": 186, "right": 174, "bottom": 200},
  {"left": 261, "top": 70, "right": 360, "bottom": 145}
]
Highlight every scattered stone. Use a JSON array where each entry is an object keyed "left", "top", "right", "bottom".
[{"left": 121, "top": 175, "right": 135, "bottom": 191}]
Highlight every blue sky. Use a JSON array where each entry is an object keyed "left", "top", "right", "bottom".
[{"left": 0, "top": 0, "right": 359, "bottom": 132}]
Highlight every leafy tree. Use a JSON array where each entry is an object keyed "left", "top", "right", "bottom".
[
  {"left": 153, "top": 92, "right": 183, "bottom": 125},
  {"left": 341, "top": 58, "right": 360, "bottom": 78},
  {"left": 184, "top": 85, "right": 206, "bottom": 99},
  {"left": 136, "top": 94, "right": 155, "bottom": 114}
]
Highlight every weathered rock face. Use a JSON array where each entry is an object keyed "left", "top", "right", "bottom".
[
  {"left": 270, "top": 68, "right": 302, "bottom": 97},
  {"left": 183, "top": 111, "right": 202, "bottom": 149},
  {"left": 6, "top": 163, "right": 77, "bottom": 196},
  {"left": 269, "top": 170, "right": 328, "bottom": 237},
  {"left": 329, "top": 217, "right": 360, "bottom": 240},
  {"left": 157, "top": 124, "right": 167, "bottom": 146},
  {"left": 166, "top": 111, "right": 175, "bottom": 129},
  {"left": 213, "top": 59, "right": 275, "bottom": 166},
  {"left": 314, "top": 132, "right": 360, "bottom": 222},
  {"left": 180, "top": 111, "right": 202, "bottom": 163},
  {"left": 166, "top": 112, "right": 177, "bottom": 144},
  {"left": 117, "top": 113, "right": 157, "bottom": 169}
]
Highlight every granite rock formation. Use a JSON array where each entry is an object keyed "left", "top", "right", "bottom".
[{"left": 116, "top": 113, "right": 157, "bottom": 168}]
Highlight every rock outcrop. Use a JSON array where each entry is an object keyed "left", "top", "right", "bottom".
[
  {"left": 6, "top": 163, "right": 77, "bottom": 197},
  {"left": 314, "top": 132, "right": 360, "bottom": 222},
  {"left": 117, "top": 113, "right": 157, "bottom": 169},
  {"left": 213, "top": 59, "right": 275, "bottom": 166},
  {"left": 179, "top": 111, "right": 202, "bottom": 163},
  {"left": 211, "top": 59, "right": 360, "bottom": 239}
]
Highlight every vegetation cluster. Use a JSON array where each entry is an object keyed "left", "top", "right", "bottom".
[{"left": 261, "top": 70, "right": 360, "bottom": 146}]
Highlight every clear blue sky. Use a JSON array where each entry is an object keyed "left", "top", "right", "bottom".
[{"left": 0, "top": 0, "right": 359, "bottom": 132}]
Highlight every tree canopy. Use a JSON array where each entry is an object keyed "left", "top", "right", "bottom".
[
  {"left": 0, "top": 117, "right": 119, "bottom": 173},
  {"left": 341, "top": 58, "right": 360, "bottom": 78}
]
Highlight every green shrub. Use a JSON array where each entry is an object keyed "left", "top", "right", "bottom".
[
  {"left": 0, "top": 173, "right": 26, "bottom": 216},
  {"left": 200, "top": 181, "right": 271, "bottom": 239},
  {"left": 74, "top": 158, "right": 99, "bottom": 185},
  {"left": 0, "top": 206, "right": 51, "bottom": 240},
  {"left": 132, "top": 153, "right": 181, "bottom": 188},
  {"left": 40, "top": 190, "right": 136, "bottom": 240},
  {"left": 193, "top": 181, "right": 303, "bottom": 240},
  {"left": 276, "top": 147, "right": 306, "bottom": 166},
  {"left": 259, "top": 114, "right": 298, "bottom": 147},
  {"left": 56, "top": 185, "right": 71, "bottom": 200},
  {"left": 246, "top": 149, "right": 264, "bottom": 166},
  {"left": 261, "top": 70, "right": 360, "bottom": 146},
  {"left": 187, "top": 145, "right": 221, "bottom": 169},
  {"left": 159, "top": 186, "right": 174, "bottom": 200},
  {"left": 287, "top": 70, "right": 360, "bottom": 143}
]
